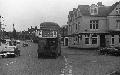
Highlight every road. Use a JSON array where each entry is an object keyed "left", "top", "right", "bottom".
[
  {"left": 0, "top": 41, "right": 65, "bottom": 75},
  {"left": 0, "top": 41, "right": 120, "bottom": 75}
]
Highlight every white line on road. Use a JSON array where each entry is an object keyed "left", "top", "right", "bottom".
[
  {"left": 6, "top": 60, "right": 17, "bottom": 66},
  {"left": 60, "top": 56, "right": 72, "bottom": 75}
]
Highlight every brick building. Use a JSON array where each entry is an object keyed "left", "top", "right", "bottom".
[{"left": 68, "top": 2, "right": 120, "bottom": 48}]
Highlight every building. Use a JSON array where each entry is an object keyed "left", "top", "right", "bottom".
[
  {"left": 60, "top": 25, "right": 68, "bottom": 46},
  {"left": 68, "top": 2, "right": 120, "bottom": 48},
  {"left": 18, "top": 26, "right": 38, "bottom": 40}
]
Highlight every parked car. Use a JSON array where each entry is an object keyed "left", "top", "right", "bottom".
[
  {"left": 97, "top": 46, "right": 120, "bottom": 56},
  {"left": 16, "top": 40, "right": 20, "bottom": 44},
  {"left": 23, "top": 43, "right": 28, "bottom": 47},
  {"left": 0, "top": 39, "right": 20, "bottom": 58}
]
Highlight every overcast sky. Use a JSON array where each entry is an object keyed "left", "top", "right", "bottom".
[{"left": 0, "top": 0, "right": 119, "bottom": 31}]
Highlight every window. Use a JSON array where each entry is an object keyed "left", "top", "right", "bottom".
[
  {"left": 90, "top": 20, "right": 99, "bottom": 30},
  {"left": 92, "top": 34, "right": 97, "bottom": 44},
  {"left": 75, "top": 11, "right": 77, "bottom": 17},
  {"left": 78, "top": 36, "right": 79, "bottom": 43},
  {"left": 94, "top": 8, "right": 97, "bottom": 13},
  {"left": 116, "top": 20, "right": 120, "bottom": 29},
  {"left": 111, "top": 35, "right": 114, "bottom": 44},
  {"left": 96, "top": 24, "right": 98, "bottom": 29},
  {"left": 85, "top": 35, "right": 90, "bottom": 44},
  {"left": 76, "top": 24, "right": 77, "bottom": 30},
  {"left": 91, "top": 8, "right": 94, "bottom": 13},
  {"left": 116, "top": 8, "right": 120, "bottom": 14},
  {"left": 90, "top": 24, "right": 92, "bottom": 29},
  {"left": 90, "top": 6, "right": 98, "bottom": 15}
]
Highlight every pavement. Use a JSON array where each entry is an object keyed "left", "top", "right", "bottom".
[{"left": 62, "top": 46, "right": 120, "bottom": 75}]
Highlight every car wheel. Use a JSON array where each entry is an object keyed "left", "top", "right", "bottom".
[{"left": 2, "top": 55, "right": 4, "bottom": 58}]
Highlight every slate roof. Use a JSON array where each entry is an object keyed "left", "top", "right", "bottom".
[
  {"left": 98, "top": 6, "right": 111, "bottom": 16},
  {"left": 78, "top": 5, "right": 90, "bottom": 16},
  {"left": 77, "top": 1, "right": 120, "bottom": 17}
]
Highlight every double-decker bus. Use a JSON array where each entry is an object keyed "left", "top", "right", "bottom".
[{"left": 36, "top": 22, "right": 61, "bottom": 58}]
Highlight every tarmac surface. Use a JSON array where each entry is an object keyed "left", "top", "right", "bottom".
[{"left": 0, "top": 41, "right": 120, "bottom": 75}]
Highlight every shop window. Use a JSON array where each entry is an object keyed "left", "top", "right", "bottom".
[{"left": 111, "top": 35, "right": 114, "bottom": 44}]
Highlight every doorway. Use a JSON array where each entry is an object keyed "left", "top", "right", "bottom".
[
  {"left": 64, "top": 38, "right": 68, "bottom": 46},
  {"left": 100, "top": 35, "right": 106, "bottom": 47}
]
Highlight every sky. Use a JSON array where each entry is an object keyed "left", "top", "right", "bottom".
[{"left": 0, "top": 0, "right": 120, "bottom": 32}]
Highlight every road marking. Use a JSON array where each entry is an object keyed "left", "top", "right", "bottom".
[
  {"left": 60, "top": 56, "right": 72, "bottom": 75},
  {"left": 6, "top": 60, "right": 17, "bottom": 66},
  {"left": 64, "top": 56, "right": 68, "bottom": 62}
]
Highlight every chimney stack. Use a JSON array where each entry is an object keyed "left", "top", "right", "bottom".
[{"left": 97, "top": 2, "right": 104, "bottom": 7}]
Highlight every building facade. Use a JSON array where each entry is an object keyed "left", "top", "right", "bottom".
[
  {"left": 68, "top": 2, "right": 120, "bottom": 48},
  {"left": 60, "top": 25, "right": 68, "bottom": 46}
]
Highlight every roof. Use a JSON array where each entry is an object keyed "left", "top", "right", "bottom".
[
  {"left": 40, "top": 22, "right": 60, "bottom": 30},
  {"left": 78, "top": 5, "right": 90, "bottom": 16},
  {"left": 77, "top": 1, "right": 120, "bottom": 17},
  {"left": 61, "top": 25, "right": 68, "bottom": 28},
  {"left": 97, "top": 6, "right": 111, "bottom": 16}
]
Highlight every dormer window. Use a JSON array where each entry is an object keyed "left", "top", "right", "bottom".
[
  {"left": 94, "top": 8, "right": 97, "bottom": 13},
  {"left": 116, "top": 8, "right": 120, "bottom": 15},
  {"left": 90, "top": 4, "right": 98, "bottom": 15}
]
